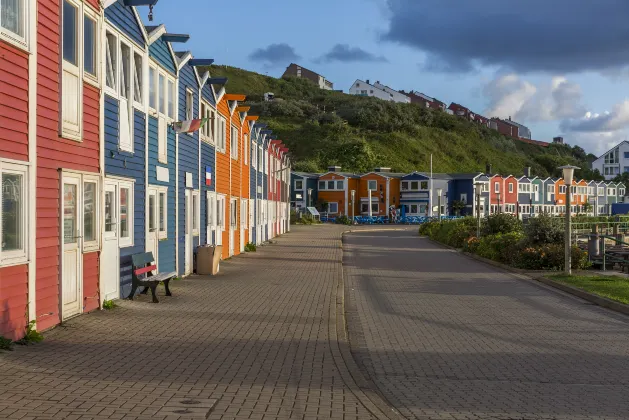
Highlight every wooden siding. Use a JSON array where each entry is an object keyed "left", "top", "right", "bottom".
[
  {"left": 0, "top": 264, "right": 28, "bottom": 341},
  {"left": 231, "top": 112, "right": 243, "bottom": 254},
  {"left": 104, "top": 0, "right": 144, "bottom": 47},
  {"left": 147, "top": 115, "right": 176, "bottom": 274},
  {"left": 37, "top": 0, "right": 101, "bottom": 332},
  {"left": 178, "top": 64, "right": 200, "bottom": 274},
  {"left": 358, "top": 174, "right": 388, "bottom": 216},
  {"left": 0, "top": 40, "right": 29, "bottom": 161},
  {"left": 504, "top": 176, "right": 518, "bottom": 204},
  {"left": 149, "top": 38, "right": 176, "bottom": 75},
  {"left": 200, "top": 142, "right": 215, "bottom": 246},
  {"left": 216, "top": 99, "right": 231, "bottom": 259},
  {"left": 201, "top": 83, "right": 216, "bottom": 107},
  {"left": 104, "top": 97, "right": 146, "bottom": 296},
  {"left": 82, "top": 252, "right": 99, "bottom": 312}
]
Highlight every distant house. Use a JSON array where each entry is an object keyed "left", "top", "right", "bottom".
[
  {"left": 591, "top": 140, "right": 629, "bottom": 180},
  {"left": 282, "top": 63, "right": 334, "bottom": 90},
  {"left": 401, "top": 90, "right": 447, "bottom": 111},
  {"left": 448, "top": 102, "right": 472, "bottom": 118},
  {"left": 490, "top": 117, "right": 532, "bottom": 139},
  {"left": 349, "top": 79, "right": 411, "bottom": 104}
]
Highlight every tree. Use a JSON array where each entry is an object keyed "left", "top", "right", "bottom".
[
  {"left": 451, "top": 200, "right": 466, "bottom": 216},
  {"left": 582, "top": 202, "right": 593, "bottom": 214}
]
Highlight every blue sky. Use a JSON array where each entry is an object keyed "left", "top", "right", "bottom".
[{"left": 139, "top": 0, "right": 629, "bottom": 156}]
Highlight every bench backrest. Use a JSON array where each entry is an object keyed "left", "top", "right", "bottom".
[{"left": 131, "top": 252, "right": 157, "bottom": 278}]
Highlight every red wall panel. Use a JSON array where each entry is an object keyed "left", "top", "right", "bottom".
[
  {"left": 0, "top": 40, "right": 29, "bottom": 162},
  {"left": 0, "top": 264, "right": 28, "bottom": 341},
  {"left": 82, "top": 252, "right": 99, "bottom": 313}
]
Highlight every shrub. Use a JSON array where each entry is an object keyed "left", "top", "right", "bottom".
[
  {"left": 16, "top": 321, "right": 43, "bottom": 345},
  {"left": 335, "top": 215, "right": 353, "bottom": 225},
  {"left": 245, "top": 243, "right": 257, "bottom": 252},
  {"left": 514, "top": 244, "right": 590, "bottom": 270},
  {"left": 483, "top": 213, "right": 523, "bottom": 236},
  {"left": 0, "top": 335, "right": 12, "bottom": 351},
  {"left": 475, "top": 232, "right": 524, "bottom": 264},
  {"left": 102, "top": 299, "right": 116, "bottom": 310},
  {"left": 524, "top": 214, "right": 564, "bottom": 245}
]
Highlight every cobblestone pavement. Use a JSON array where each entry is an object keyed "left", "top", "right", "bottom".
[
  {"left": 0, "top": 226, "right": 396, "bottom": 420},
  {"left": 344, "top": 230, "right": 629, "bottom": 420}
]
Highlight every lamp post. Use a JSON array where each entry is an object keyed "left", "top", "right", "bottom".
[
  {"left": 351, "top": 190, "right": 355, "bottom": 222},
  {"left": 307, "top": 188, "right": 313, "bottom": 208},
  {"left": 474, "top": 182, "right": 483, "bottom": 237},
  {"left": 437, "top": 188, "right": 443, "bottom": 220},
  {"left": 559, "top": 165, "right": 580, "bottom": 275}
]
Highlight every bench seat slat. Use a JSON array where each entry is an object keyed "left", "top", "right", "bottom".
[
  {"left": 134, "top": 265, "right": 157, "bottom": 276},
  {"left": 136, "top": 271, "right": 177, "bottom": 283}
]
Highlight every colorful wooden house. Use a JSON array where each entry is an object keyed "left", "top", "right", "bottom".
[
  {"left": 502, "top": 175, "right": 518, "bottom": 214},
  {"left": 357, "top": 169, "right": 401, "bottom": 217},
  {"left": 317, "top": 167, "right": 359, "bottom": 216},
  {"left": 259, "top": 129, "right": 272, "bottom": 243},
  {"left": 291, "top": 172, "right": 319, "bottom": 210},
  {"left": 530, "top": 177, "right": 544, "bottom": 215},
  {"left": 448, "top": 173, "right": 486, "bottom": 217},
  {"left": 488, "top": 175, "right": 504, "bottom": 214},
  {"left": 516, "top": 176, "right": 535, "bottom": 218},
  {"left": 250, "top": 124, "right": 264, "bottom": 245}
]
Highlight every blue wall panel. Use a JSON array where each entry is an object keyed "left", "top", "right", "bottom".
[
  {"left": 105, "top": 0, "right": 144, "bottom": 47},
  {"left": 200, "top": 142, "right": 216, "bottom": 246},
  {"left": 147, "top": 115, "right": 177, "bottom": 274},
  {"left": 104, "top": 96, "right": 146, "bottom": 297},
  {"left": 149, "top": 38, "right": 176, "bottom": 75},
  {"left": 201, "top": 83, "right": 216, "bottom": 108}
]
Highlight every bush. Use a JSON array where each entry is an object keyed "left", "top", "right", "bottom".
[
  {"left": 483, "top": 213, "right": 523, "bottom": 236},
  {"left": 245, "top": 243, "right": 257, "bottom": 252},
  {"left": 514, "top": 244, "right": 590, "bottom": 270},
  {"left": 335, "top": 215, "right": 353, "bottom": 225},
  {"left": 524, "top": 214, "right": 564, "bottom": 245},
  {"left": 475, "top": 232, "right": 524, "bottom": 264}
]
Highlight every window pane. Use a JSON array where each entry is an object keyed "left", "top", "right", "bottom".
[
  {"left": 149, "top": 194, "right": 155, "bottom": 231},
  {"left": 159, "top": 192, "right": 166, "bottom": 232},
  {"left": 133, "top": 52, "right": 143, "bottom": 103},
  {"left": 83, "top": 15, "right": 96, "bottom": 75},
  {"left": 149, "top": 67, "right": 156, "bottom": 109},
  {"left": 186, "top": 91, "right": 193, "bottom": 120},
  {"left": 83, "top": 183, "right": 96, "bottom": 242},
  {"left": 193, "top": 195, "right": 198, "bottom": 230},
  {"left": 105, "top": 190, "right": 114, "bottom": 232},
  {"left": 105, "top": 32, "right": 117, "bottom": 89},
  {"left": 158, "top": 74, "right": 165, "bottom": 114},
  {"left": 328, "top": 181, "right": 334, "bottom": 189},
  {"left": 337, "top": 181, "right": 343, "bottom": 190},
  {"left": 120, "top": 44, "right": 131, "bottom": 99},
  {"left": 2, "top": 173, "right": 22, "bottom": 251},
  {"left": 120, "top": 187, "right": 129, "bottom": 238},
  {"left": 168, "top": 80, "right": 174, "bottom": 118},
  {"left": 63, "top": 1, "right": 77, "bottom": 64},
  {"left": 63, "top": 183, "right": 77, "bottom": 244},
  {"left": 1, "top": 0, "right": 24, "bottom": 38}
]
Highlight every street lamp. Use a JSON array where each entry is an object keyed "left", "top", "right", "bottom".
[
  {"left": 351, "top": 190, "right": 356, "bottom": 222},
  {"left": 436, "top": 188, "right": 443, "bottom": 220},
  {"left": 307, "top": 188, "right": 313, "bottom": 208},
  {"left": 559, "top": 165, "right": 580, "bottom": 275},
  {"left": 474, "top": 182, "right": 483, "bottom": 237}
]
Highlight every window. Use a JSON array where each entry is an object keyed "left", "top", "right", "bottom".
[
  {"left": 547, "top": 185, "right": 554, "bottom": 193},
  {"left": 82, "top": 180, "right": 98, "bottom": 250},
  {"left": 118, "top": 182, "right": 133, "bottom": 247},
  {"left": 231, "top": 126, "right": 239, "bottom": 159},
  {"left": 185, "top": 89, "right": 194, "bottom": 121},
  {"left": 120, "top": 42, "right": 131, "bottom": 100},
  {"left": 508, "top": 183, "right": 513, "bottom": 193},
  {"left": 410, "top": 204, "right": 419, "bottom": 214},
  {"left": 368, "top": 180, "right": 377, "bottom": 191},
  {"left": 1, "top": 163, "right": 28, "bottom": 264},
  {"left": 244, "top": 134, "right": 249, "bottom": 165},
  {"left": 156, "top": 188, "right": 167, "bottom": 240},
  {"left": 327, "top": 181, "right": 335, "bottom": 190},
  {"left": 494, "top": 183, "right": 499, "bottom": 193},
  {"left": 621, "top": 188, "right": 626, "bottom": 196},
  {"left": 411, "top": 181, "right": 419, "bottom": 190},
  {"left": 148, "top": 193, "right": 155, "bottom": 232},
  {"left": 420, "top": 181, "right": 428, "bottom": 190},
  {"left": 158, "top": 116, "right": 167, "bottom": 163},
  {"left": 105, "top": 32, "right": 117, "bottom": 90},
  {"left": 83, "top": 15, "right": 96, "bottom": 77},
  {"left": 200, "top": 102, "right": 215, "bottom": 143},
  {"left": 217, "top": 195, "right": 226, "bottom": 231},
  {"left": 168, "top": 80, "right": 175, "bottom": 119},
  {"left": 149, "top": 66, "right": 156, "bottom": 109},
  {"left": 559, "top": 185, "right": 566, "bottom": 194},
  {"left": 216, "top": 116, "right": 227, "bottom": 152},
  {"left": 63, "top": 1, "right": 77, "bottom": 65},
  {"left": 336, "top": 180, "right": 344, "bottom": 190},
  {"left": 258, "top": 147, "right": 263, "bottom": 172},
  {"left": 230, "top": 199, "right": 238, "bottom": 228},
  {"left": 158, "top": 73, "right": 165, "bottom": 114},
  {"left": 328, "top": 202, "right": 338, "bottom": 214},
  {"left": 192, "top": 191, "right": 199, "bottom": 235},
  {"left": 1, "top": 0, "right": 26, "bottom": 44},
  {"left": 133, "top": 52, "right": 142, "bottom": 104},
  {"left": 460, "top": 193, "right": 467, "bottom": 204},
  {"left": 318, "top": 181, "right": 326, "bottom": 190},
  {"left": 295, "top": 180, "right": 303, "bottom": 190},
  {"left": 251, "top": 140, "right": 257, "bottom": 169},
  {"left": 482, "top": 183, "right": 489, "bottom": 192},
  {"left": 598, "top": 187, "right": 604, "bottom": 196},
  {"left": 401, "top": 181, "right": 409, "bottom": 191}
]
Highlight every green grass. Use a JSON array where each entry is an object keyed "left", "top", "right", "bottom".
[
  {"left": 102, "top": 299, "right": 117, "bottom": 310},
  {"left": 549, "top": 274, "right": 629, "bottom": 304},
  {"left": 205, "top": 65, "right": 601, "bottom": 179}
]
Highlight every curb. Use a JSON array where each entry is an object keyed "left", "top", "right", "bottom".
[{"left": 424, "top": 237, "right": 629, "bottom": 318}]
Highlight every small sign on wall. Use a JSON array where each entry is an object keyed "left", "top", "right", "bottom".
[
  {"left": 186, "top": 172, "right": 193, "bottom": 188},
  {"left": 156, "top": 166, "right": 169, "bottom": 182}
]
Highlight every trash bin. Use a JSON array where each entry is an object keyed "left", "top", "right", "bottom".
[{"left": 197, "top": 245, "right": 222, "bottom": 275}]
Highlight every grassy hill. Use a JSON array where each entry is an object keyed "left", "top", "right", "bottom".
[{"left": 208, "top": 65, "right": 601, "bottom": 180}]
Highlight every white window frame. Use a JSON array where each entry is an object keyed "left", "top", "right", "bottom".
[
  {"left": 82, "top": 10, "right": 99, "bottom": 85},
  {"left": 217, "top": 194, "right": 226, "bottom": 231},
  {"left": 318, "top": 180, "right": 326, "bottom": 190},
  {"left": 336, "top": 180, "right": 344, "bottom": 190},
  {"left": 328, "top": 202, "right": 339, "bottom": 214},
  {"left": 185, "top": 88, "right": 194, "bottom": 122},
  {"left": 230, "top": 198, "right": 238, "bottom": 228},
  {"left": 192, "top": 190, "right": 200, "bottom": 236},
  {"left": 200, "top": 101, "right": 215, "bottom": 144},
  {"left": 118, "top": 180, "right": 134, "bottom": 248},
  {"left": 460, "top": 193, "right": 467, "bottom": 204},
  {"left": 0, "top": 0, "right": 30, "bottom": 49},
  {"left": 81, "top": 174, "right": 100, "bottom": 252},
  {"left": 231, "top": 125, "right": 239, "bottom": 160},
  {"left": 251, "top": 140, "right": 258, "bottom": 169},
  {"left": 149, "top": 62, "right": 176, "bottom": 162},
  {"left": 295, "top": 179, "right": 303, "bottom": 190},
  {"left": 244, "top": 133, "right": 249, "bottom": 166},
  {"left": 0, "top": 161, "right": 29, "bottom": 266},
  {"left": 156, "top": 186, "right": 168, "bottom": 240},
  {"left": 508, "top": 183, "right": 513, "bottom": 193},
  {"left": 368, "top": 180, "right": 377, "bottom": 191},
  {"left": 401, "top": 181, "right": 409, "bottom": 191},
  {"left": 216, "top": 115, "right": 227, "bottom": 153},
  {"left": 494, "top": 183, "right": 499, "bottom": 193},
  {"left": 241, "top": 199, "right": 247, "bottom": 229}
]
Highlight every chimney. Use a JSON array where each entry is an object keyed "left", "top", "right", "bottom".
[
  {"left": 366, "top": 79, "right": 370, "bottom": 84},
  {"left": 486, "top": 163, "right": 492, "bottom": 174},
  {"left": 508, "top": 116, "right": 512, "bottom": 121},
  {"left": 374, "top": 167, "right": 391, "bottom": 173},
  {"left": 328, "top": 165, "right": 341, "bottom": 172},
  {"left": 524, "top": 167, "right": 531, "bottom": 178}
]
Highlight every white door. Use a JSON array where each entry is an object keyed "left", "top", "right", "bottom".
[
  {"left": 216, "top": 195, "right": 224, "bottom": 246},
  {"left": 229, "top": 199, "right": 236, "bottom": 256},
  {"left": 147, "top": 187, "right": 159, "bottom": 270},
  {"left": 61, "top": 174, "right": 83, "bottom": 319},
  {"left": 240, "top": 199, "right": 246, "bottom": 253},
  {"left": 102, "top": 181, "right": 119, "bottom": 301},
  {"left": 249, "top": 199, "right": 254, "bottom": 245},
  {"left": 206, "top": 192, "right": 216, "bottom": 245},
  {"left": 184, "top": 190, "right": 192, "bottom": 275}
]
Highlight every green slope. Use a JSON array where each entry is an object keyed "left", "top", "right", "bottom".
[{"left": 208, "top": 65, "right": 601, "bottom": 180}]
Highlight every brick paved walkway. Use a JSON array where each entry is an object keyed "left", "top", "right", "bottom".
[
  {"left": 344, "top": 230, "right": 629, "bottom": 420},
  {"left": 0, "top": 226, "right": 395, "bottom": 420}
]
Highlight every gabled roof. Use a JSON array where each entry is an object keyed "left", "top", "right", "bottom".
[{"left": 594, "top": 140, "right": 629, "bottom": 160}]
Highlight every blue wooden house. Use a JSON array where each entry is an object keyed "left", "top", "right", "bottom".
[
  {"left": 101, "top": 1, "right": 150, "bottom": 299},
  {"left": 516, "top": 175, "right": 535, "bottom": 218},
  {"left": 400, "top": 172, "right": 450, "bottom": 216},
  {"left": 291, "top": 172, "right": 319, "bottom": 211},
  {"left": 143, "top": 24, "right": 182, "bottom": 279},
  {"left": 260, "top": 129, "right": 273, "bottom": 242},
  {"left": 448, "top": 173, "right": 486, "bottom": 216},
  {"left": 250, "top": 123, "right": 265, "bottom": 245}
]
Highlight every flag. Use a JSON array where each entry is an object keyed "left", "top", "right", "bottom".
[
  {"left": 172, "top": 118, "right": 208, "bottom": 134},
  {"left": 205, "top": 166, "right": 212, "bottom": 186}
]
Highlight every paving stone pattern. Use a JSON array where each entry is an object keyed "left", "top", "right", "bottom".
[
  {"left": 0, "top": 226, "right": 380, "bottom": 420},
  {"left": 344, "top": 230, "right": 629, "bottom": 420}
]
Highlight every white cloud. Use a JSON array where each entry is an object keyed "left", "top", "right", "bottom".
[
  {"left": 560, "top": 100, "right": 629, "bottom": 133},
  {"left": 565, "top": 131, "right": 626, "bottom": 156}
]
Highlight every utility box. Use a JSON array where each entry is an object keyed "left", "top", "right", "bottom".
[{"left": 197, "top": 245, "right": 222, "bottom": 275}]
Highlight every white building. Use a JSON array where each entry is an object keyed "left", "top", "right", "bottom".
[
  {"left": 349, "top": 79, "right": 411, "bottom": 104},
  {"left": 591, "top": 140, "right": 629, "bottom": 180}
]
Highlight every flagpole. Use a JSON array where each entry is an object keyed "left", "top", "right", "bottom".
[{"left": 429, "top": 154, "right": 433, "bottom": 217}]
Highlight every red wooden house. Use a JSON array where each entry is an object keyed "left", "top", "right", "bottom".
[
  {"left": 489, "top": 175, "right": 504, "bottom": 214},
  {"left": 502, "top": 175, "right": 518, "bottom": 214}
]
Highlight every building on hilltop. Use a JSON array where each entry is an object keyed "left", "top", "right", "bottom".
[
  {"left": 591, "top": 140, "right": 629, "bottom": 180},
  {"left": 490, "top": 117, "right": 531, "bottom": 139},
  {"left": 400, "top": 90, "right": 447, "bottom": 111},
  {"left": 282, "top": 63, "right": 334, "bottom": 90},
  {"left": 349, "top": 79, "right": 411, "bottom": 103}
]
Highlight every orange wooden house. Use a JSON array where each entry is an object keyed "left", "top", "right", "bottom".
[
  {"left": 357, "top": 170, "right": 402, "bottom": 217},
  {"left": 317, "top": 167, "right": 359, "bottom": 216}
]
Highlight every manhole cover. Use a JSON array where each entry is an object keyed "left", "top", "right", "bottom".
[{"left": 179, "top": 400, "right": 201, "bottom": 405}]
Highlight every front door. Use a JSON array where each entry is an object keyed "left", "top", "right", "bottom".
[
  {"left": 61, "top": 173, "right": 83, "bottom": 319},
  {"left": 240, "top": 199, "right": 246, "bottom": 253},
  {"left": 229, "top": 198, "right": 236, "bottom": 256},
  {"left": 102, "top": 181, "right": 119, "bottom": 301},
  {"left": 206, "top": 192, "right": 216, "bottom": 245},
  {"left": 147, "top": 187, "right": 159, "bottom": 270},
  {"left": 184, "top": 189, "right": 192, "bottom": 275}
]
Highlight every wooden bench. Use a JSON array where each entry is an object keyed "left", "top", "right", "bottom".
[{"left": 127, "top": 252, "right": 177, "bottom": 303}]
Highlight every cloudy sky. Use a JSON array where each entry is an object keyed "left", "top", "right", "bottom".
[{"left": 142, "top": 0, "right": 629, "bottom": 156}]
